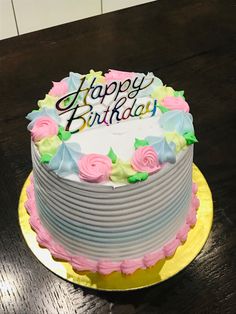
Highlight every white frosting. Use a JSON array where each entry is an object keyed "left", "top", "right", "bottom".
[
  {"left": 64, "top": 115, "right": 164, "bottom": 186},
  {"left": 67, "top": 115, "right": 163, "bottom": 160}
]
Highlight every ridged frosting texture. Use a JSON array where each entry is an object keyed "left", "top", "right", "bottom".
[
  {"left": 28, "top": 144, "right": 197, "bottom": 273},
  {"left": 25, "top": 167, "right": 200, "bottom": 275}
]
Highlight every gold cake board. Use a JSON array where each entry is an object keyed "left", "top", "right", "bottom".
[{"left": 18, "top": 164, "right": 213, "bottom": 291}]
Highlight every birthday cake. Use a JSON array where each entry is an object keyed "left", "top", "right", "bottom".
[{"left": 25, "top": 69, "right": 200, "bottom": 275}]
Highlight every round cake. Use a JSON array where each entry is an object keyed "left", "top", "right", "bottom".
[{"left": 25, "top": 69, "right": 200, "bottom": 275}]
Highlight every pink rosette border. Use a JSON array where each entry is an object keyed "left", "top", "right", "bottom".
[{"left": 25, "top": 177, "right": 200, "bottom": 275}]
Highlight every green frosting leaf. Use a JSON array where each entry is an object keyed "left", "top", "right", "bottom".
[
  {"left": 110, "top": 159, "right": 136, "bottom": 183},
  {"left": 58, "top": 126, "right": 72, "bottom": 141},
  {"left": 157, "top": 105, "right": 170, "bottom": 113},
  {"left": 107, "top": 148, "right": 117, "bottom": 164},
  {"left": 183, "top": 132, "right": 198, "bottom": 145},
  {"left": 128, "top": 172, "right": 149, "bottom": 183},
  {"left": 134, "top": 138, "right": 149, "bottom": 149},
  {"left": 174, "top": 90, "right": 185, "bottom": 99},
  {"left": 40, "top": 153, "right": 53, "bottom": 164}
]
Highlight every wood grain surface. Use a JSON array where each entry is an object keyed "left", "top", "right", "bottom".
[{"left": 0, "top": 1, "right": 235, "bottom": 313}]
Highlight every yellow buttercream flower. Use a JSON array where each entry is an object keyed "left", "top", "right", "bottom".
[
  {"left": 86, "top": 69, "right": 105, "bottom": 83},
  {"left": 110, "top": 159, "right": 136, "bottom": 183},
  {"left": 151, "top": 85, "right": 174, "bottom": 104},
  {"left": 38, "top": 94, "right": 59, "bottom": 109},
  {"left": 165, "top": 132, "right": 187, "bottom": 153},
  {"left": 36, "top": 135, "right": 61, "bottom": 157}
]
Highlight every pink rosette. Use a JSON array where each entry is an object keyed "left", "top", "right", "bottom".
[
  {"left": 49, "top": 80, "right": 68, "bottom": 97},
  {"left": 162, "top": 96, "right": 190, "bottom": 112},
  {"left": 78, "top": 154, "right": 112, "bottom": 183},
  {"left": 31, "top": 116, "right": 58, "bottom": 142},
  {"left": 131, "top": 146, "right": 161, "bottom": 174}
]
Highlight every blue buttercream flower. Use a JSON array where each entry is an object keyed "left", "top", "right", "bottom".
[
  {"left": 26, "top": 108, "right": 61, "bottom": 131},
  {"left": 145, "top": 136, "right": 176, "bottom": 164},
  {"left": 48, "top": 142, "right": 83, "bottom": 177},
  {"left": 136, "top": 72, "right": 163, "bottom": 98},
  {"left": 65, "top": 72, "right": 83, "bottom": 92},
  {"left": 159, "top": 110, "right": 194, "bottom": 135}
]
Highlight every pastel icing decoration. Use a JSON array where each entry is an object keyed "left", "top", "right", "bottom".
[
  {"left": 57, "top": 126, "right": 71, "bottom": 141},
  {"left": 107, "top": 148, "right": 117, "bottom": 164},
  {"left": 38, "top": 94, "right": 59, "bottom": 109},
  {"left": 134, "top": 138, "right": 149, "bottom": 149},
  {"left": 49, "top": 80, "right": 68, "bottom": 97},
  {"left": 165, "top": 132, "right": 187, "bottom": 153},
  {"left": 131, "top": 146, "right": 161, "bottom": 174},
  {"left": 36, "top": 135, "right": 61, "bottom": 157},
  {"left": 110, "top": 159, "right": 136, "bottom": 183},
  {"left": 183, "top": 132, "right": 198, "bottom": 145},
  {"left": 145, "top": 136, "right": 176, "bottom": 164},
  {"left": 78, "top": 154, "right": 112, "bottom": 183},
  {"left": 174, "top": 90, "right": 185, "bottom": 99},
  {"left": 26, "top": 107, "right": 61, "bottom": 125},
  {"left": 66, "top": 72, "right": 82, "bottom": 92},
  {"left": 151, "top": 85, "right": 175, "bottom": 104},
  {"left": 40, "top": 153, "right": 52, "bottom": 164},
  {"left": 48, "top": 142, "right": 83, "bottom": 177},
  {"left": 162, "top": 96, "right": 190, "bottom": 112},
  {"left": 159, "top": 110, "right": 194, "bottom": 135},
  {"left": 135, "top": 72, "right": 163, "bottom": 97},
  {"left": 30, "top": 116, "right": 59, "bottom": 142},
  {"left": 105, "top": 69, "right": 135, "bottom": 81},
  {"left": 128, "top": 172, "right": 149, "bottom": 183},
  {"left": 86, "top": 69, "right": 105, "bottom": 83}
]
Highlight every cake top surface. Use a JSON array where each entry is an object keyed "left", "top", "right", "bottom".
[{"left": 26, "top": 69, "right": 197, "bottom": 187}]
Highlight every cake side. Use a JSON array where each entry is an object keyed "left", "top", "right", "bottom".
[{"left": 31, "top": 144, "right": 193, "bottom": 259}]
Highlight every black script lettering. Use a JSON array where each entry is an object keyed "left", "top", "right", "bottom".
[
  {"left": 134, "top": 104, "right": 145, "bottom": 117},
  {"left": 90, "top": 85, "right": 104, "bottom": 100},
  {"left": 128, "top": 76, "right": 154, "bottom": 99},
  {"left": 56, "top": 76, "right": 96, "bottom": 111},
  {"left": 109, "top": 97, "right": 127, "bottom": 124},
  {"left": 63, "top": 104, "right": 92, "bottom": 133},
  {"left": 101, "top": 82, "right": 118, "bottom": 103},
  {"left": 114, "top": 79, "right": 131, "bottom": 101}
]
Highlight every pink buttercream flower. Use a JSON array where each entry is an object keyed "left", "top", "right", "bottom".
[
  {"left": 78, "top": 154, "right": 112, "bottom": 183},
  {"left": 31, "top": 116, "right": 58, "bottom": 142},
  {"left": 131, "top": 146, "right": 161, "bottom": 174},
  {"left": 49, "top": 80, "right": 68, "bottom": 97},
  {"left": 105, "top": 69, "right": 135, "bottom": 82},
  {"left": 162, "top": 96, "right": 190, "bottom": 112}
]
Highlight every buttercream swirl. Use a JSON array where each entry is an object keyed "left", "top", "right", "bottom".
[
  {"left": 31, "top": 116, "right": 58, "bottom": 142},
  {"left": 159, "top": 110, "right": 194, "bottom": 135},
  {"left": 165, "top": 132, "right": 187, "bottom": 153},
  {"left": 36, "top": 135, "right": 61, "bottom": 157},
  {"left": 131, "top": 146, "right": 161, "bottom": 174},
  {"left": 145, "top": 136, "right": 176, "bottom": 164},
  {"left": 38, "top": 95, "right": 59, "bottom": 109},
  {"left": 151, "top": 85, "right": 174, "bottom": 104},
  {"left": 48, "top": 142, "right": 83, "bottom": 177},
  {"left": 110, "top": 159, "right": 136, "bottom": 183},
  {"left": 162, "top": 96, "right": 190, "bottom": 112},
  {"left": 49, "top": 80, "right": 68, "bottom": 97},
  {"left": 78, "top": 154, "right": 112, "bottom": 183},
  {"left": 26, "top": 108, "right": 61, "bottom": 125},
  {"left": 105, "top": 69, "right": 135, "bottom": 81}
]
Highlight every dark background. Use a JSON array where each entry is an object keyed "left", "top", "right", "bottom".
[{"left": 0, "top": 0, "right": 235, "bottom": 313}]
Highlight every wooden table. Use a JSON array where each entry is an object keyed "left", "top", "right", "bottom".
[{"left": 0, "top": 1, "right": 235, "bottom": 313}]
